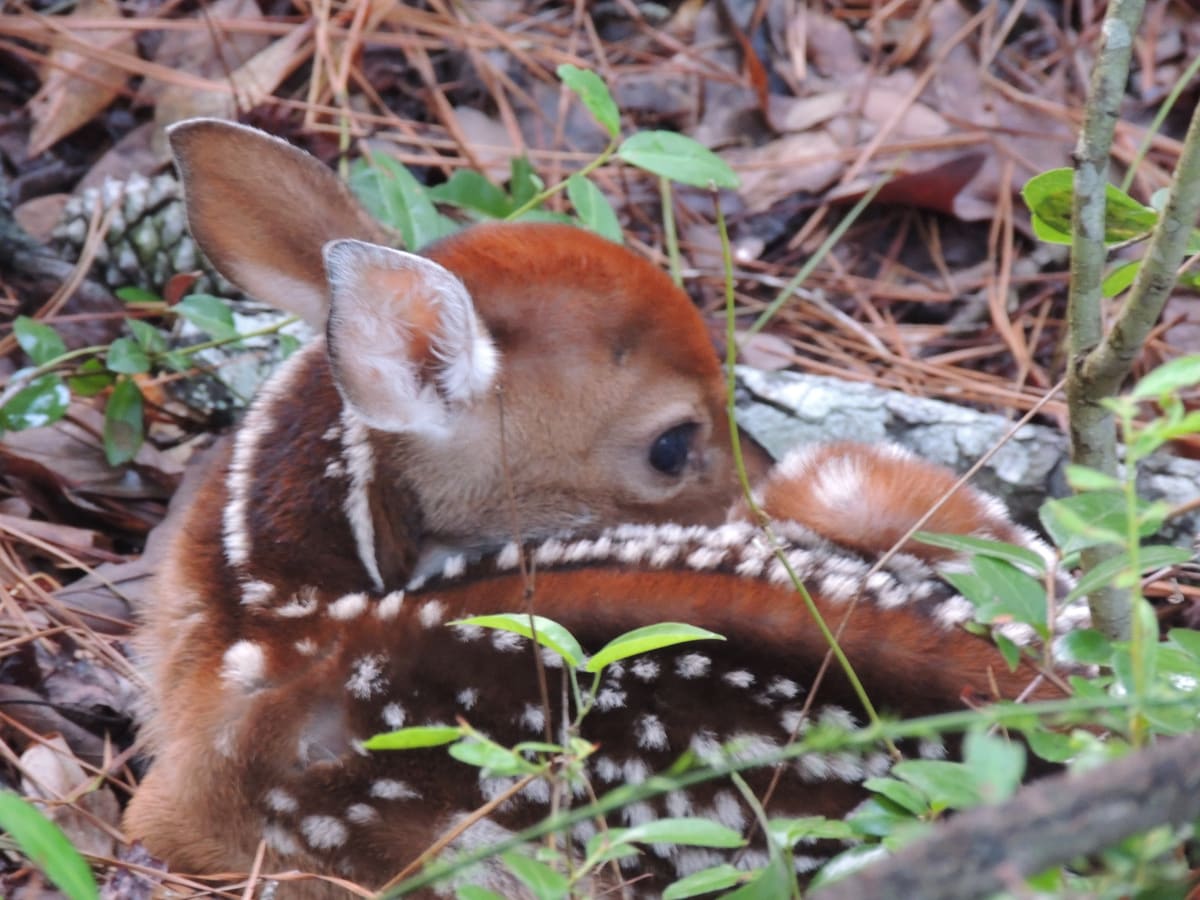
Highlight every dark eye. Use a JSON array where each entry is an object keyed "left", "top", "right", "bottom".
[{"left": 649, "top": 423, "right": 699, "bottom": 476}]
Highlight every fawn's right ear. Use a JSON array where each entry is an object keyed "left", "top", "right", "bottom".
[
  {"left": 323, "top": 239, "right": 500, "bottom": 437},
  {"left": 167, "top": 118, "right": 390, "bottom": 328}
]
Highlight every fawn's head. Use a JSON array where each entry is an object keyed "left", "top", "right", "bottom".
[{"left": 168, "top": 120, "right": 743, "bottom": 568}]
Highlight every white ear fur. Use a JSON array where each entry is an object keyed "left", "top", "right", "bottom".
[{"left": 323, "top": 239, "right": 500, "bottom": 436}]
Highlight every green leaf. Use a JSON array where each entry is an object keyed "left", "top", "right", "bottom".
[
  {"left": 105, "top": 337, "right": 150, "bottom": 375},
  {"left": 1030, "top": 211, "right": 1071, "bottom": 245},
  {"left": 67, "top": 358, "right": 113, "bottom": 398},
  {"left": 1039, "top": 493, "right": 1129, "bottom": 554},
  {"left": 619, "top": 817, "right": 745, "bottom": 849},
  {"left": 1169, "top": 627, "right": 1200, "bottom": 661},
  {"left": 944, "top": 556, "right": 1046, "bottom": 627},
  {"left": 103, "top": 378, "right": 144, "bottom": 466},
  {"left": 1023, "top": 727, "right": 1075, "bottom": 763},
  {"left": 962, "top": 730, "right": 1025, "bottom": 804},
  {"left": 662, "top": 864, "right": 745, "bottom": 899},
  {"left": 1130, "top": 354, "right": 1200, "bottom": 401},
  {"left": 349, "top": 156, "right": 458, "bottom": 250},
  {"left": 126, "top": 318, "right": 167, "bottom": 354},
  {"left": 1102, "top": 259, "right": 1140, "bottom": 297},
  {"left": 892, "top": 760, "right": 982, "bottom": 812},
  {"left": 584, "top": 623, "right": 725, "bottom": 673},
  {"left": 911, "top": 531, "right": 1046, "bottom": 574},
  {"left": 863, "top": 777, "right": 927, "bottom": 816},
  {"left": 428, "top": 169, "right": 513, "bottom": 218},
  {"left": 1059, "top": 628, "right": 1113, "bottom": 665},
  {"left": 1066, "top": 545, "right": 1195, "bottom": 603},
  {"left": 362, "top": 725, "right": 462, "bottom": 751},
  {"left": 448, "top": 737, "right": 540, "bottom": 776},
  {"left": 13, "top": 316, "right": 67, "bottom": 365},
  {"left": 453, "top": 614, "right": 584, "bottom": 669},
  {"left": 0, "top": 791, "right": 99, "bottom": 900},
  {"left": 0, "top": 374, "right": 70, "bottom": 430},
  {"left": 1022, "top": 168, "right": 1159, "bottom": 245},
  {"left": 456, "top": 887, "right": 507, "bottom": 900},
  {"left": 277, "top": 333, "right": 301, "bottom": 359},
  {"left": 767, "top": 816, "right": 856, "bottom": 847},
  {"left": 720, "top": 853, "right": 793, "bottom": 899},
  {"left": 809, "top": 844, "right": 890, "bottom": 886},
  {"left": 846, "top": 797, "right": 914, "bottom": 837},
  {"left": 509, "top": 157, "right": 543, "bottom": 207},
  {"left": 994, "top": 633, "right": 1021, "bottom": 671},
  {"left": 115, "top": 285, "right": 162, "bottom": 304},
  {"left": 566, "top": 174, "right": 623, "bottom": 243},
  {"left": 1064, "top": 464, "right": 1124, "bottom": 493},
  {"left": 499, "top": 851, "right": 569, "bottom": 900},
  {"left": 557, "top": 64, "right": 621, "bottom": 139},
  {"left": 162, "top": 351, "right": 192, "bottom": 373},
  {"left": 618, "top": 131, "right": 739, "bottom": 189},
  {"left": 177, "top": 294, "right": 238, "bottom": 341}
]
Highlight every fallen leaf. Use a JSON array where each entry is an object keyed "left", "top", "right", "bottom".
[
  {"left": 20, "top": 735, "right": 120, "bottom": 859},
  {"left": 27, "top": 0, "right": 133, "bottom": 158},
  {"left": 723, "top": 129, "right": 844, "bottom": 213},
  {"left": 737, "top": 331, "right": 795, "bottom": 371}
]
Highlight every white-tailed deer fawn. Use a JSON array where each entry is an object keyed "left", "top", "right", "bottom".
[{"left": 126, "top": 121, "right": 1075, "bottom": 897}]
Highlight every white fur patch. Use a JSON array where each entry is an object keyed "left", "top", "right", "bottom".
[
  {"left": 263, "top": 823, "right": 300, "bottom": 856},
  {"left": 221, "top": 640, "right": 266, "bottom": 691},
  {"left": 675, "top": 653, "right": 711, "bottom": 679},
  {"left": 277, "top": 585, "right": 319, "bottom": 618},
  {"left": 419, "top": 599, "right": 446, "bottom": 628},
  {"left": 457, "top": 688, "right": 479, "bottom": 710},
  {"left": 346, "top": 654, "right": 387, "bottom": 699},
  {"left": 328, "top": 592, "right": 369, "bottom": 620},
  {"left": 300, "top": 815, "right": 348, "bottom": 849},
  {"left": 240, "top": 579, "right": 275, "bottom": 606},
  {"left": 346, "top": 803, "right": 379, "bottom": 824},
  {"left": 265, "top": 788, "right": 298, "bottom": 813},
  {"left": 723, "top": 669, "right": 755, "bottom": 689},
  {"left": 339, "top": 408, "right": 384, "bottom": 591},
  {"left": 370, "top": 779, "right": 420, "bottom": 800},
  {"left": 636, "top": 714, "right": 668, "bottom": 750},
  {"left": 520, "top": 704, "right": 546, "bottom": 733},
  {"left": 381, "top": 702, "right": 407, "bottom": 729},
  {"left": 376, "top": 590, "right": 405, "bottom": 620},
  {"left": 630, "top": 659, "right": 660, "bottom": 682}
]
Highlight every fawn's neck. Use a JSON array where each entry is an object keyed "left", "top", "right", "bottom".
[{"left": 213, "top": 341, "right": 423, "bottom": 604}]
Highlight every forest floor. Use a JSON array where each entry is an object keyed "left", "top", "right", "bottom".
[{"left": 1, "top": 0, "right": 1199, "bottom": 896}]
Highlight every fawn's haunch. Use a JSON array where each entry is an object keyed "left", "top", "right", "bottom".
[{"left": 126, "top": 120, "right": 1076, "bottom": 897}]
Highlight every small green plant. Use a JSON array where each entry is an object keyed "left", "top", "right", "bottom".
[
  {"left": 0, "top": 791, "right": 99, "bottom": 900},
  {"left": 1, "top": 294, "right": 299, "bottom": 465}
]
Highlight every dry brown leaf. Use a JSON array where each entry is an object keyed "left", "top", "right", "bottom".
[
  {"left": 27, "top": 0, "right": 133, "bottom": 158},
  {"left": 723, "top": 129, "right": 843, "bottom": 213},
  {"left": 737, "top": 331, "right": 795, "bottom": 370},
  {"left": 452, "top": 106, "right": 519, "bottom": 184},
  {"left": 13, "top": 194, "right": 70, "bottom": 243},
  {"left": 20, "top": 735, "right": 120, "bottom": 858}
]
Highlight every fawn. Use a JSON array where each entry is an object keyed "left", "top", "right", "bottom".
[{"left": 126, "top": 121, "right": 1073, "bottom": 896}]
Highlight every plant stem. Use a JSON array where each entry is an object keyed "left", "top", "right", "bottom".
[
  {"left": 505, "top": 142, "right": 617, "bottom": 221},
  {"left": 659, "top": 176, "right": 682, "bottom": 288},
  {"left": 1065, "top": 0, "right": 1146, "bottom": 640}
]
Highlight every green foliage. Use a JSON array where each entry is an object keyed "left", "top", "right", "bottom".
[
  {"left": 0, "top": 791, "right": 99, "bottom": 900},
  {"left": 1021, "top": 168, "right": 1200, "bottom": 296}
]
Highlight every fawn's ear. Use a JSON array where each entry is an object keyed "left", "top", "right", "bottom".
[
  {"left": 167, "top": 118, "right": 390, "bottom": 328},
  {"left": 323, "top": 239, "right": 500, "bottom": 436}
]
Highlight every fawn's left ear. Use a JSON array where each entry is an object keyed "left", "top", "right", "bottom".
[{"left": 323, "top": 239, "right": 500, "bottom": 436}]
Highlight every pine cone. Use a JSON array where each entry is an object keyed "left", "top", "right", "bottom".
[{"left": 51, "top": 173, "right": 234, "bottom": 297}]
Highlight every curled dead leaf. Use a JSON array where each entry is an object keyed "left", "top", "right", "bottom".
[{"left": 27, "top": 0, "right": 133, "bottom": 158}]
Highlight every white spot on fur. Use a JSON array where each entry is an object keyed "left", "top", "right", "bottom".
[
  {"left": 294, "top": 638, "right": 318, "bottom": 656},
  {"left": 595, "top": 756, "right": 622, "bottom": 783},
  {"left": 346, "top": 803, "right": 379, "bottom": 824},
  {"left": 665, "top": 790, "right": 693, "bottom": 818},
  {"left": 453, "top": 623, "right": 484, "bottom": 641},
  {"left": 442, "top": 554, "right": 466, "bottom": 579},
  {"left": 710, "top": 790, "right": 745, "bottom": 831},
  {"left": 622, "top": 801, "right": 656, "bottom": 828},
  {"left": 240, "top": 579, "right": 275, "bottom": 606},
  {"left": 767, "top": 677, "right": 801, "bottom": 700},
  {"left": 277, "top": 585, "right": 319, "bottom": 618},
  {"left": 495, "top": 542, "right": 521, "bottom": 570},
  {"left": 329, "top": 592, "right": 368, "bottom": 620},
  {"left": 263, "top": 823, "right": 299, "bottom": 855},
  {"left": 723, "top": 669, "right": 755, "bottom": 689},
  {"left": 675, "top": 653, "right": 711, "bottom": 679},
  {"left": 520, "top": 704, "right": 545, "bottom": 733},
  {"left": 419, "top": 599, "right": 446, "bottom": 628},
  {"left": 346, "top": 654, "right": 387, "bottom": 699},
  {"left": 370, "top": 779, "right": 420, "bottom": 800},
  {"left": 381, "top": 702, "right": 406, "bottom": 729},
  {"left": 301, "top": 815, "right": 348, "bottom": 849},
  {"left": 595, "top": 688, "right": 626, "bottom": 711},
  {"left": 623, "top": 758, "right": 650, "bottom": 785},
  {"left": 933, "top": 595, "right": 974, "bottom": 628},
  {"left": 631, "top": 659, "right": 660, "bottom": 682},
  {"left": 264, "top": 788, "right": 297, "bottom": 813},
  {"left": 376, "top": 590, "right": 405, "bottom": 620},
  {"left": 490, "top": 630, "right": 523, "bottom": 653},
  {"left": 323, "top": 459, "right": 345, "bottom": 479},
  {"left": 340, "top": 409, "right": 384, "bottom": 591},
  {"left": 221, "top": 641, "right": 265, "bottom": 691},
  {"left": 457, "top": 688, "right": 478, "bottom": 710},
  {"left": 636, "top": 714, "right": 668, "bottom": 750},
  {"left": 686, "top": 546, "right": 725, "bottom": 570}
]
